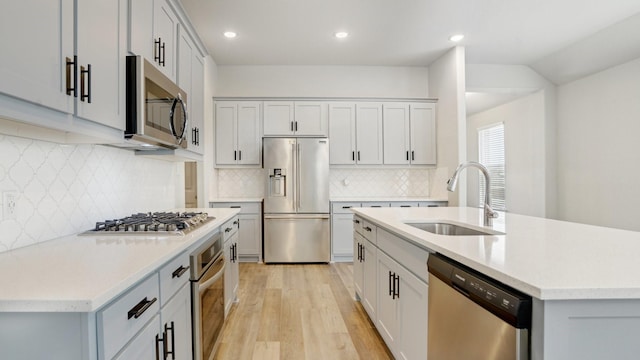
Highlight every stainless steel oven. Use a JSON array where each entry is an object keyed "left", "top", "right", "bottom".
[{"left": 190, "top": 230, "right": 225, "bottom": 360}]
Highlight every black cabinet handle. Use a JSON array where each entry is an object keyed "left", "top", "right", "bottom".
[
  {"left": 230, "top": 205, "right": 241, "bottom": 208},
  {"left": 353, "top": 219, "right": 360, "bottom": 224},
  {"left": 172, "top": 265, "right": 189, "bottom": 278},
  {"left": 389, "top": 271, "right": 393, "bottom": 296},
  {"left": 80, "top": 64, "right": 91, "bottom": 103},
  {"left": 411, "top": 151, "right": 415, "bottom": 161},
  {"left": 128, "top": 297, "right": 157, "bottom": 319},
  {"left": 294, "top": 121, "right": 298, "bottom": 131},
  {"left": 357, "top": 243, "right": 361, "bottom": 262},
  {"left": 290, "top": 121, "right": 294, "bottom": 132},
  {"left": 342, "top": 206, "right": 352, "bottom": 209},
  {"left": 239, "top": 150, "right": 242, "bottom": 161},
  {"left": 165, "top": 321, "right": 175, "bottom": 359},
  {"left": 155, "top": 333, "right": 164, "bottom": 360},
  {"left": 192, "top": 128, "right": 196, "bottom": 145},
  {"left": 65, "top": 56, "right": 77, "bottom": 97},
  {"left": 394, "top": 274, "right": 400, "bottom": 299},
  {"left": 196, "top": 128, "right": 200, "bottom": 146},
  {"left": 361, "top": 244, "right": 365, "bottom": 262},
  {"left": 154, "top": 38, "right": 162, "bottom": 63},
  {"left": 400, "top": 205, "right": 411, "bottom": 208},
  {"left": 357, "top": 151, "right": 361, "bottom": 161},
  {"left": 364, "top": 226, "right": 372, "bottom": 232},
  {"left": 225, "top": 227, "right": 232, "bottom": 232},
  {"left": 234, "top": 151, "right": 237, "bottom": 160},
  {"left": 406, "top": 151, "right": 409, "bottom": 161},
  {"left": 160, "top": 41, "right": 166, "bottom": 66}
]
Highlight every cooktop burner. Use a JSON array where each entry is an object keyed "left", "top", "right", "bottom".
[{"left": 82, "top": 212, "right": 214, "bottom": 236}]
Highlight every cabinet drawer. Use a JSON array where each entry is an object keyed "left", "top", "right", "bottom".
[
  {"left": 361, "top": 202, "right": 391, "bottom": 208},
  {"left": 222, "top": 217, "right": 239, "bottom": 242},
  {"left": 377, "top": 228, "right": 430, "bottom": 283},
  {"left": 360, "top": 219, "right": 377, "bottom": 244},
  {"left": 98, "top": 274, "right": 160, "bottom": 360},
  {"left": 159, "top": 251, "right": 190, "bottom": 306},
  {"left": 210, "top": 202, "right": 261, "bottom": 214},
  {"left": 332, "top": 202, "right": 361, "bottom": 214}
]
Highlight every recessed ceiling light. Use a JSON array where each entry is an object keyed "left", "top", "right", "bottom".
[
  {"left": 449, "top": 34, "right": 465, "bottom": 42},
  {"left": 335, "top": 31, "right": 349, "bottom": 39},
  {"left": 223, "top": 31, "right": 237, "bottom": 39}
]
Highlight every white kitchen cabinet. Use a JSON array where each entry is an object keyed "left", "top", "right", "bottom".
[
  {"left": 152, "top": 0, "right": 178, "bottom": 81},
  {"left": 376, "top": 250, "right": 428, "bottom": 360},
  {"left": 0, "top": 0, "right": 74, "bottom": 116},
  {"left": 159, "top": 283, "right": 192, "bottom": 360},
  {"left": 128, "top": 0, "right": 154, "bottom": 60},
  {"left": 0, "top": 0, "right": 125, "bottom": 136},
  {"left": 215, "top": 101, "right": 262, "bottom": 166},
  {"left": 263, "top": 101, "right": 328, "bottom": 136},
  {"left": 223, "top": 217, "right": 240, "bottom": 316},
  {"left": 178, "top": 28, "right": 204, "bottom": 154},
  {"left": 113, "top": 315, "right": 161, "bottom": 360},
  {"left": 329, "top": 102, "right": 383, "bottom": 165},
  {"left": 383, "top": 102, "right": 436, "bottom": 165},
  {"left": 353, "top": 216, "right": 378, "bottom": 321},
  {"left": 210, "top": 202, "right": 263, "bottom": 262},
  {"left": 331, "top": 202, "right": 360, "bottom": 261}
]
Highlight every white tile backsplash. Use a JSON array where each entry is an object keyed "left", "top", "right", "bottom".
[
  {"left": 0, "top": 134, "right": 179, "bottom": 253},
  {"left": 216, "top": 168, "right": 433, "bottom": 199}
]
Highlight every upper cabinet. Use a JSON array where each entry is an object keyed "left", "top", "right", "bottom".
[
  {"left": 0, "top": 0, "right": 125, "bottom": 135},
  {"left": 383, "top": 102, "right": 436, "bottom": 165},
  {"left": 329, "top": 102, "right": 383, "bottom": 165},
  {"left": 215, "top": 101, "right": 262, "bottom": 167},
  {"left": 178, "top": 27, "right": 204, "bottom": 154},
  {"left": 263, "top": 101, "right": 328, "bottom": 136}
]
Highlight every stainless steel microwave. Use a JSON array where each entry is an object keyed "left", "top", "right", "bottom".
[{"left": 125, "top": 55, "right": 188, "bottom": 149}]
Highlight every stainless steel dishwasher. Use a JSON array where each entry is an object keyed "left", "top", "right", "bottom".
[{"left": 427, "top": 253, "right": 532, "bottom": 360}]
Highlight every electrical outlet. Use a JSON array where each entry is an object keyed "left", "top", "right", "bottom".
[{"left": 3, "top": 192, "right": 17, "bottom": 221}]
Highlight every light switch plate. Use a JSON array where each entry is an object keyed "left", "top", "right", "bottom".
[{"left": 2, "top": 191, "right": 17, "bottom": 220}]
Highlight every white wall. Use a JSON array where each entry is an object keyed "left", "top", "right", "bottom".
[
  {"left": 428, "top": 46, "right": 467, "bottom": 205},
  {"left": 467, "top": 90, "right": 549, "bottom": 217},
  {"left": 556, "top": 57, "right": 640, "bottom": 231},
  {"left": 214, "top": 65, "right": 429, "bottom": 98}
]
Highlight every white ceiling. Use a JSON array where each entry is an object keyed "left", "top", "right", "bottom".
[{"left": 179, "top": 0, "right": 640, "bottom": 68}]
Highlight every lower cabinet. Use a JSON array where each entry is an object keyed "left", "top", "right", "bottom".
[
  {"left": 353, "top": 215, "right": 429, "bottom": 360},
  {"left": 223, "top": 217, "right": 240, "bottom": 316},
  {"left": 210, "top": 201, "right": 263, "bottom": 262}
]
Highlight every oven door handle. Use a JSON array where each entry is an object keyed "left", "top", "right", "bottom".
[{"left": 198, "top": 261, "right": 225, "bottom": 293}]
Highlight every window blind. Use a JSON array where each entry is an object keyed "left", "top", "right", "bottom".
[{"left": 478, "top": 123, "right": 505, "bottom": 211}]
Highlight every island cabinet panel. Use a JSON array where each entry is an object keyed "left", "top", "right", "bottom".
[{"left": 353, "top": 216, "right": 429, "bottom": 359}]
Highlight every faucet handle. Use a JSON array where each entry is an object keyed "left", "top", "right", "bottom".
[{"left": 485, "top": 204, "right": 499, "bottom": 218}]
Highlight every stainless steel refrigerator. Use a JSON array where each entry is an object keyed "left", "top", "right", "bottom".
[{"left": 263, "top": 137, "right": 330, "bottom": 263}]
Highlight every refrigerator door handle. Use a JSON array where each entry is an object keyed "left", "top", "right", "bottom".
[
  {"left": 291, "top": 141, "right": 297, "bottom": 212},
  {"left": 296, "top": 142, "right": 301, "bottom": 211}
]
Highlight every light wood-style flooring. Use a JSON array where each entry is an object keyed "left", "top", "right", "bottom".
[{"left": 215, "top": 263, "right": 393, "bottom": 360}]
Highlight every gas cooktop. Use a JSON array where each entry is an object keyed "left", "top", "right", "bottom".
[{"left": 81, "top": 211, "right": 214, "bottom": 236}]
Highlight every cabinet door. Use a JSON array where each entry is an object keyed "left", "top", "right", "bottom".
[
  {"left": 0, "top": 0, "right": 74, "bottom": 114},
  {"left": 362, "top": 239, "right": 378, "bottom": 321},
  {"left": 332, "top": 213, "right": 355, "bottom": 258},
  {"left": 177, "top": 29, "right": 193, "bottom": 108},
  {"left": 237, "top": 102, "right": 262, "bottom": 165},
  {"left": 128, "top": 0, "right": 154, "bottom": 60},
  {"left": 397, "top": 264, "right": 428, "bottom": 360},
  {"left": 355, "top": 103, "right": 383, "bottom": 164},
  {"left": 263, "top": 101, "right": 294, "bottom": 136},
  {"left": 114, "top": 315, "right": 161, "bottom": 360},
  {"left": 353, "top": 232, "right": 365, "bottom": 301},
  {"left": 329, "top": 103, "right": 356, "bottom": 165},
  {"left": 383, "top": 103, "right": 410, "bottom": 165},
  {"left": 189, "top": 54, "right": 205, "bottom": 154},
  {"left": 153, "top": 0, "right": 177, "bottom": 81},
  {"left": 376, "top": 250, "right": 398, "bottom": 351},
  {"left": 75, "top": 0, "right": 124, "bottom": 130},
  {"left": 215, "top": 102, "right": 238, "bottom": 165},
  {"left": 294, "top": 102, "right": 328, "bottom": 136},
  {"left": 223, "top": 233, "right": 239, "bottom": 316},
  {"left": 238, "top": 213, "right": 261, "bottom": 258},
  {"left": 161, "top": 284, "right": 193, "bottom": 360},
  {"left": 410, "top": 103, "right": 437, "bottom": 165}
]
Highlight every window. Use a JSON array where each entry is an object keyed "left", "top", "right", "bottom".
[{"left": 478, "top": 123, "right": 505, "bottom": 211}]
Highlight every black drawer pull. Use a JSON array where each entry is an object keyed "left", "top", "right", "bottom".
[
  {"left": 400, "top": 205, "right": 411, "bottom": 208},
  {"left": 128, "top": 297, "right": 157, "bottom": 319},
  {"left": 165, "top": 321, "right": 175, "bottom": 359},
  {"left": 65, "top": 56, "right": 77, "bottom": 97},
  {"left": 80, "top": 64, "right": 91, "bottom": 103},
  {"left": 172, "top": 265, "right": 189, "bottom": 278},
  {"left": 364, "top": 226, "right": 372, "bottom": 232},
  {"left": 225, "top": 227, "right": 232, "bottom": 232},
  {"left": 154, "top": 38, "right": 162, "bottom": 63},
  {"left": 342, "top": 206, "right": 352, "bottom": 209},
  {"left": 230, "top": 206, "right": 241, "bottom": 208},
  {"left": 353, "top": 219, "right": 360, "bottom": 224}
]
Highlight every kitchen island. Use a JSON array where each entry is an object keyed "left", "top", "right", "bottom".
[
  {"left": 353, "top": 206, "right": 640, "bottom": 360},
  {"left": 0, "top": 208, "right": 239, "bottom": 360}
]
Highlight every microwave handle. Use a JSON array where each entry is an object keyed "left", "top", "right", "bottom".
[{"left": 169, "top": 95, "right": 188, "bottom": 143}]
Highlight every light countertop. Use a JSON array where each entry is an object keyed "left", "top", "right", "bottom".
[
  {"left": 331, "top": 197, "right": 448, "bottom": 202},
  {"left": 0, "top": 208, "right": 239, "bottom": 313},
  {"left": 352, "top": 206, "right": 640, "bottom": 301}
]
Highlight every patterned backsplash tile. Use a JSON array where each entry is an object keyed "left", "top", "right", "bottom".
[
  {"left": 0, "top": 134, "right": 179, "bottom": 253},
  {"left": 217, "top": 168, "right": 433, "bottom": 198}
]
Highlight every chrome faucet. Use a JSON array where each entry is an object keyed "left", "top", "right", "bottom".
[{"left": 447, "top": 161, "right": 499, "bottom": 226}]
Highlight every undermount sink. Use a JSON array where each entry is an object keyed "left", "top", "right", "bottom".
[{"left": 405, "top": 221, "right": 504, "bottom": 236}]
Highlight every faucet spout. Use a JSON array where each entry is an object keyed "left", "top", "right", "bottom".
[{"left": 447, "top": 161, "right": 499, "bottom": 226}]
